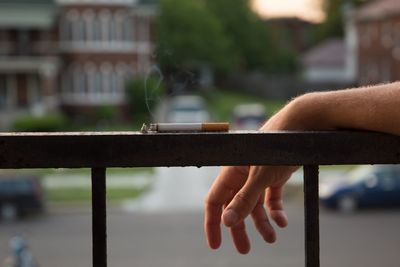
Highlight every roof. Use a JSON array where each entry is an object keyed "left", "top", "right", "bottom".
[
  {"left": 301, "top": 39, "right": 345, "bottom": 67},
  {"left": 0, "top": 0, "right": 57, "bottom": 28},
  {"left": 356, "top": 0, "right": 400, "bottom": 21}
]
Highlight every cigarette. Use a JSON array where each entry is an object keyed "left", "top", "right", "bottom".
[{"left": 147, "top": 122, "right": 229, "bottom": 132}]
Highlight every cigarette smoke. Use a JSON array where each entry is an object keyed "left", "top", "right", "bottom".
[{"left": 144, "top": 64, "right": 164, "bottom": 119}]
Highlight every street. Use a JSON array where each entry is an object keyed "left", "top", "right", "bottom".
[
  {"left": 1, "top": 166, "right": 400, "bottom": 267},
  {"left": 1, "top": 198, "right": 400, "bottom": 267}
]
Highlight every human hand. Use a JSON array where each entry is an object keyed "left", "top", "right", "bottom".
[
  {"left": 205, "top": 83, "right": 400, "bottom": 253},
  {"left": 204, "top": 164, "right": 298, "bottom": 254},
  {"left": 204, "top": 97, "right": 307, "bottom": 254}
]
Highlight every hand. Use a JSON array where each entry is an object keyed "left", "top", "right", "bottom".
[
  {"left": 204, "top": 165, "right": 298, "bottom": 254},
  {"left": 205, "top": 83, "right": 400, "bottom": 253},
  {"left": 204, "top": 96, "right": 307, "bottom": 254}
]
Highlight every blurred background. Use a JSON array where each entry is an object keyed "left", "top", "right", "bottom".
[{"left": 1, "top": 0, "right": 400, "bottom": 266}]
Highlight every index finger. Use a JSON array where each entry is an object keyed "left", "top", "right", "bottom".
[{"left": 204, "top": 166, "right": 249, "bottom": 249}]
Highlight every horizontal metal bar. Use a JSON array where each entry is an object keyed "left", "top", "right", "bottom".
[{"left": 0, "top": 131, "right": 399, "bottom": 168}]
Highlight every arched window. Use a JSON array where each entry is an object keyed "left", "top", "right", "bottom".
[
  {"left": 95, "top": 70, "right": 102, "bottom": 99},
  {"left": 114, "top": 10, "right": 126, "bottom": 42},
  {"left": 66, "top": 10, "right": 78, "bottom": 41},
  {"left": 99, "top": 10, "right": 111, "bottom": 43},
  {"left": 123, "top": 16, "right": 132, "bottom": 41},
  {"left": 72, "top": 64, "right": 82, "bottom": 94},
  {"left": 110, "top": 71, "right": 118, "bottom": 97},
  {"left": 85, "top": 62, "right": 96, "bottom": 100},
  {"left": 101, "top": 62, "right": 112, "bottom": 95},
  {"left": 110, "top": 15, "right": 118, "bottom": 41},
  {"left": 83, "top": 10, "right": 95, "bottom": 42},
  {"left": 71, "top": 12, "right": 84, "bottom": 42},
  {"left": 93, "top": 14, "right": 102, "bottom": 41}
]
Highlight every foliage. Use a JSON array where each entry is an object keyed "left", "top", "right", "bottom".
[
  {"left": 205, "top": 0, "right": 278, "bottom": 72},
  {"left": 96, "top": 105, "right": 118, "bottom": 122},
  {"left": 314, "top": 0, "right": 370, "bottom": 42},
  {"left": 201, "top": 89, "right": 285, "bottom": 121},
  {"left": 47, "top": 186, "right": 148, "bottom": 203},
  {"left": 157, "top": 0, "right": 297, "bottom": 75},
  {"left": 156, "top": 0, "right": 238, "bottom": 74},
  {"left": 12, "top": 113, "right": 68, "bottom": 132},
  {"left": 126, "top": 76, "right": 165, "bottom": 118}
]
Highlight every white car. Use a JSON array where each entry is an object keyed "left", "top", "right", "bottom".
[
  {"left": 232, "top": 103, "right": 267, "bottom": 130},
  {"left": 167, "top": 95, "right": 210, "bottom": 123}
]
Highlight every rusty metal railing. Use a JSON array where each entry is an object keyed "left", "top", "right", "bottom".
[{"left": 1, "top": 131, "right": 400, "bottom": 267}]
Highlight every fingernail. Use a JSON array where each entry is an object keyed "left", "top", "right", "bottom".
[{"left": 223, "top": 209, "right": 238, "bottom": 226}]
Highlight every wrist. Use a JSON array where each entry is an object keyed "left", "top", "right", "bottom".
[{"left": 262, "top": 92, "right": 334, "bottom": 131}]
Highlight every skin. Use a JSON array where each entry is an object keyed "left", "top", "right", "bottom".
[{"left": 204, "top": 82, "right": 400, "bottom": 254}]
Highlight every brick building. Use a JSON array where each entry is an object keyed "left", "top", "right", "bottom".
[
  {"left": 0, "top": 0, "right": 156, "bottom": 127},
  {"left": 355, "top": 0, "right": 400, "bottom": 85}
]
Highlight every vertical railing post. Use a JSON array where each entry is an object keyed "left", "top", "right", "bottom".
[
  {"left": 304, "top": 165, "right": 320, "bottom": 267},
  {"left": 91, "top": 167, "right": 107, "bottom": 267}
]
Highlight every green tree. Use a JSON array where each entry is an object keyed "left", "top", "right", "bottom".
[
  {"left": 156, "top": 0, "right": 238, "bottom": 74},
  {"left": 205, "top": 0, "right": 296, "bottom": 72},
  {"left": 314, "top": 0, "right": 370, "bottom": 42}
]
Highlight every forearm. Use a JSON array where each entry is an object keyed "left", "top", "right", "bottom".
[{"left": 266, "top": 82, "right": 400, "bottom": 135}]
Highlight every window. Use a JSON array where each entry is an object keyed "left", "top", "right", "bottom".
[
  {"left": 67, "top": 10, "right": 78, "bottom": 41},
  {"left": 17, "top": 30, "right": 31, "bottom": 55},
  {"left": 111, "top": 72, "right": 118, "bottom": 97},
  {"left": 62, "top": 71, "right": 71, "bottom": 95},
  {"left": 123, "top": 17, "right": 132, "bottom": 41},
  {"left": 95, "top": 71, "right": 102, "bottom": 97},
  {"left": 86, "top": 63, "right": 96, "bottom": 96},
  {"left": 101, "top": 63, "right": 112, "bottom": 94},
  {"left": 83, "top": 10, "right": 95, "bottom": 42},
  {"left": 0, "top": 75, "right": 8, "bottom": 109},
  {"left": 110, "top": 15, "right": 118, "bottom": 41},
  {"left": 72, "top": 64, "right": 84, "bottom": 93},
  {"left": 99, "top": 10, "right": 111, "bottom": 42},
  {"left": 94, "top": 15, "right": 102, "bottom": 41}
]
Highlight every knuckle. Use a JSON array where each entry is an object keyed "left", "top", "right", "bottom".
[{"left": 234, "top": 192, "right": 253, "bottom": 211}]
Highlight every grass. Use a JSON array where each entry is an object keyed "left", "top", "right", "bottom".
[
  {"left": 201, "top": 89, "right": 287, "bottom": 121},
  {"left": 0, "top": 167, "right": 154, "bottom": 203},
  {"left": 46, "top": 186, "right": 149, "bottom": 203}
]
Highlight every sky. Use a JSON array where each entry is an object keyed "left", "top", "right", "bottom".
[{"left": 252, "top": 0, "right": 325, "bottom": 23}]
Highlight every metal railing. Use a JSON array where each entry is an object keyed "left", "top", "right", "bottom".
[{"left": 1, "top": 131, "right": 400, "bottom": 267}]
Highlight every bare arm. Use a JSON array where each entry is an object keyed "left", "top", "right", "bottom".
[{"left": 204, "top": 82, "right": 400, "bottom": 254}]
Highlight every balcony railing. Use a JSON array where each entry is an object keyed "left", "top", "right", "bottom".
[{"left": 1, "top": 131, "right": 400, "bottom": 267}]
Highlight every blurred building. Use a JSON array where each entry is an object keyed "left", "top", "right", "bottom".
[
  {"left": 301, "top": 39, "right": 350, "bottom": 83},
  {"left": 301, "top": 4, "right": 358, "bottom": 86},
  {"left": 0, "top": 0, "right": 156, "bottom": 127},
  {"left": 355, "top": 0, "right": 400, "bottom": 85}
]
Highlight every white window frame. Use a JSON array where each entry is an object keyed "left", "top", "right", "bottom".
[{"left": 83, "top": 9, "right": 95, "bottom": 42}]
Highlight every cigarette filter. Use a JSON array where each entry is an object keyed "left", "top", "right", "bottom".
[{"left": 148, "top": 122, "right": 229, "bottom": 132}]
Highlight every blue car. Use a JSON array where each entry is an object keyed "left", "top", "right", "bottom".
[{"left": 319, "top": 165, "right": 400, "bottom": 213}]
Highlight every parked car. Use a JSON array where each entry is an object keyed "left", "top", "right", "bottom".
[
  {"left": 319, "top": 165, "right": 400, "bottom": 213},
  {"left": 167, "top": 95, "right": 210, "bottom": 123},
  {"left": 0, "top": 175, "right": 44, "bottom": 221},
  {"left": 232, "top": 103, "right": 267, "bottom": 130}
]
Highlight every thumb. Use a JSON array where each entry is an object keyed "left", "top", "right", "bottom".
[{"left": 222, "top": 178, "right": 264, "bottom": 227}]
